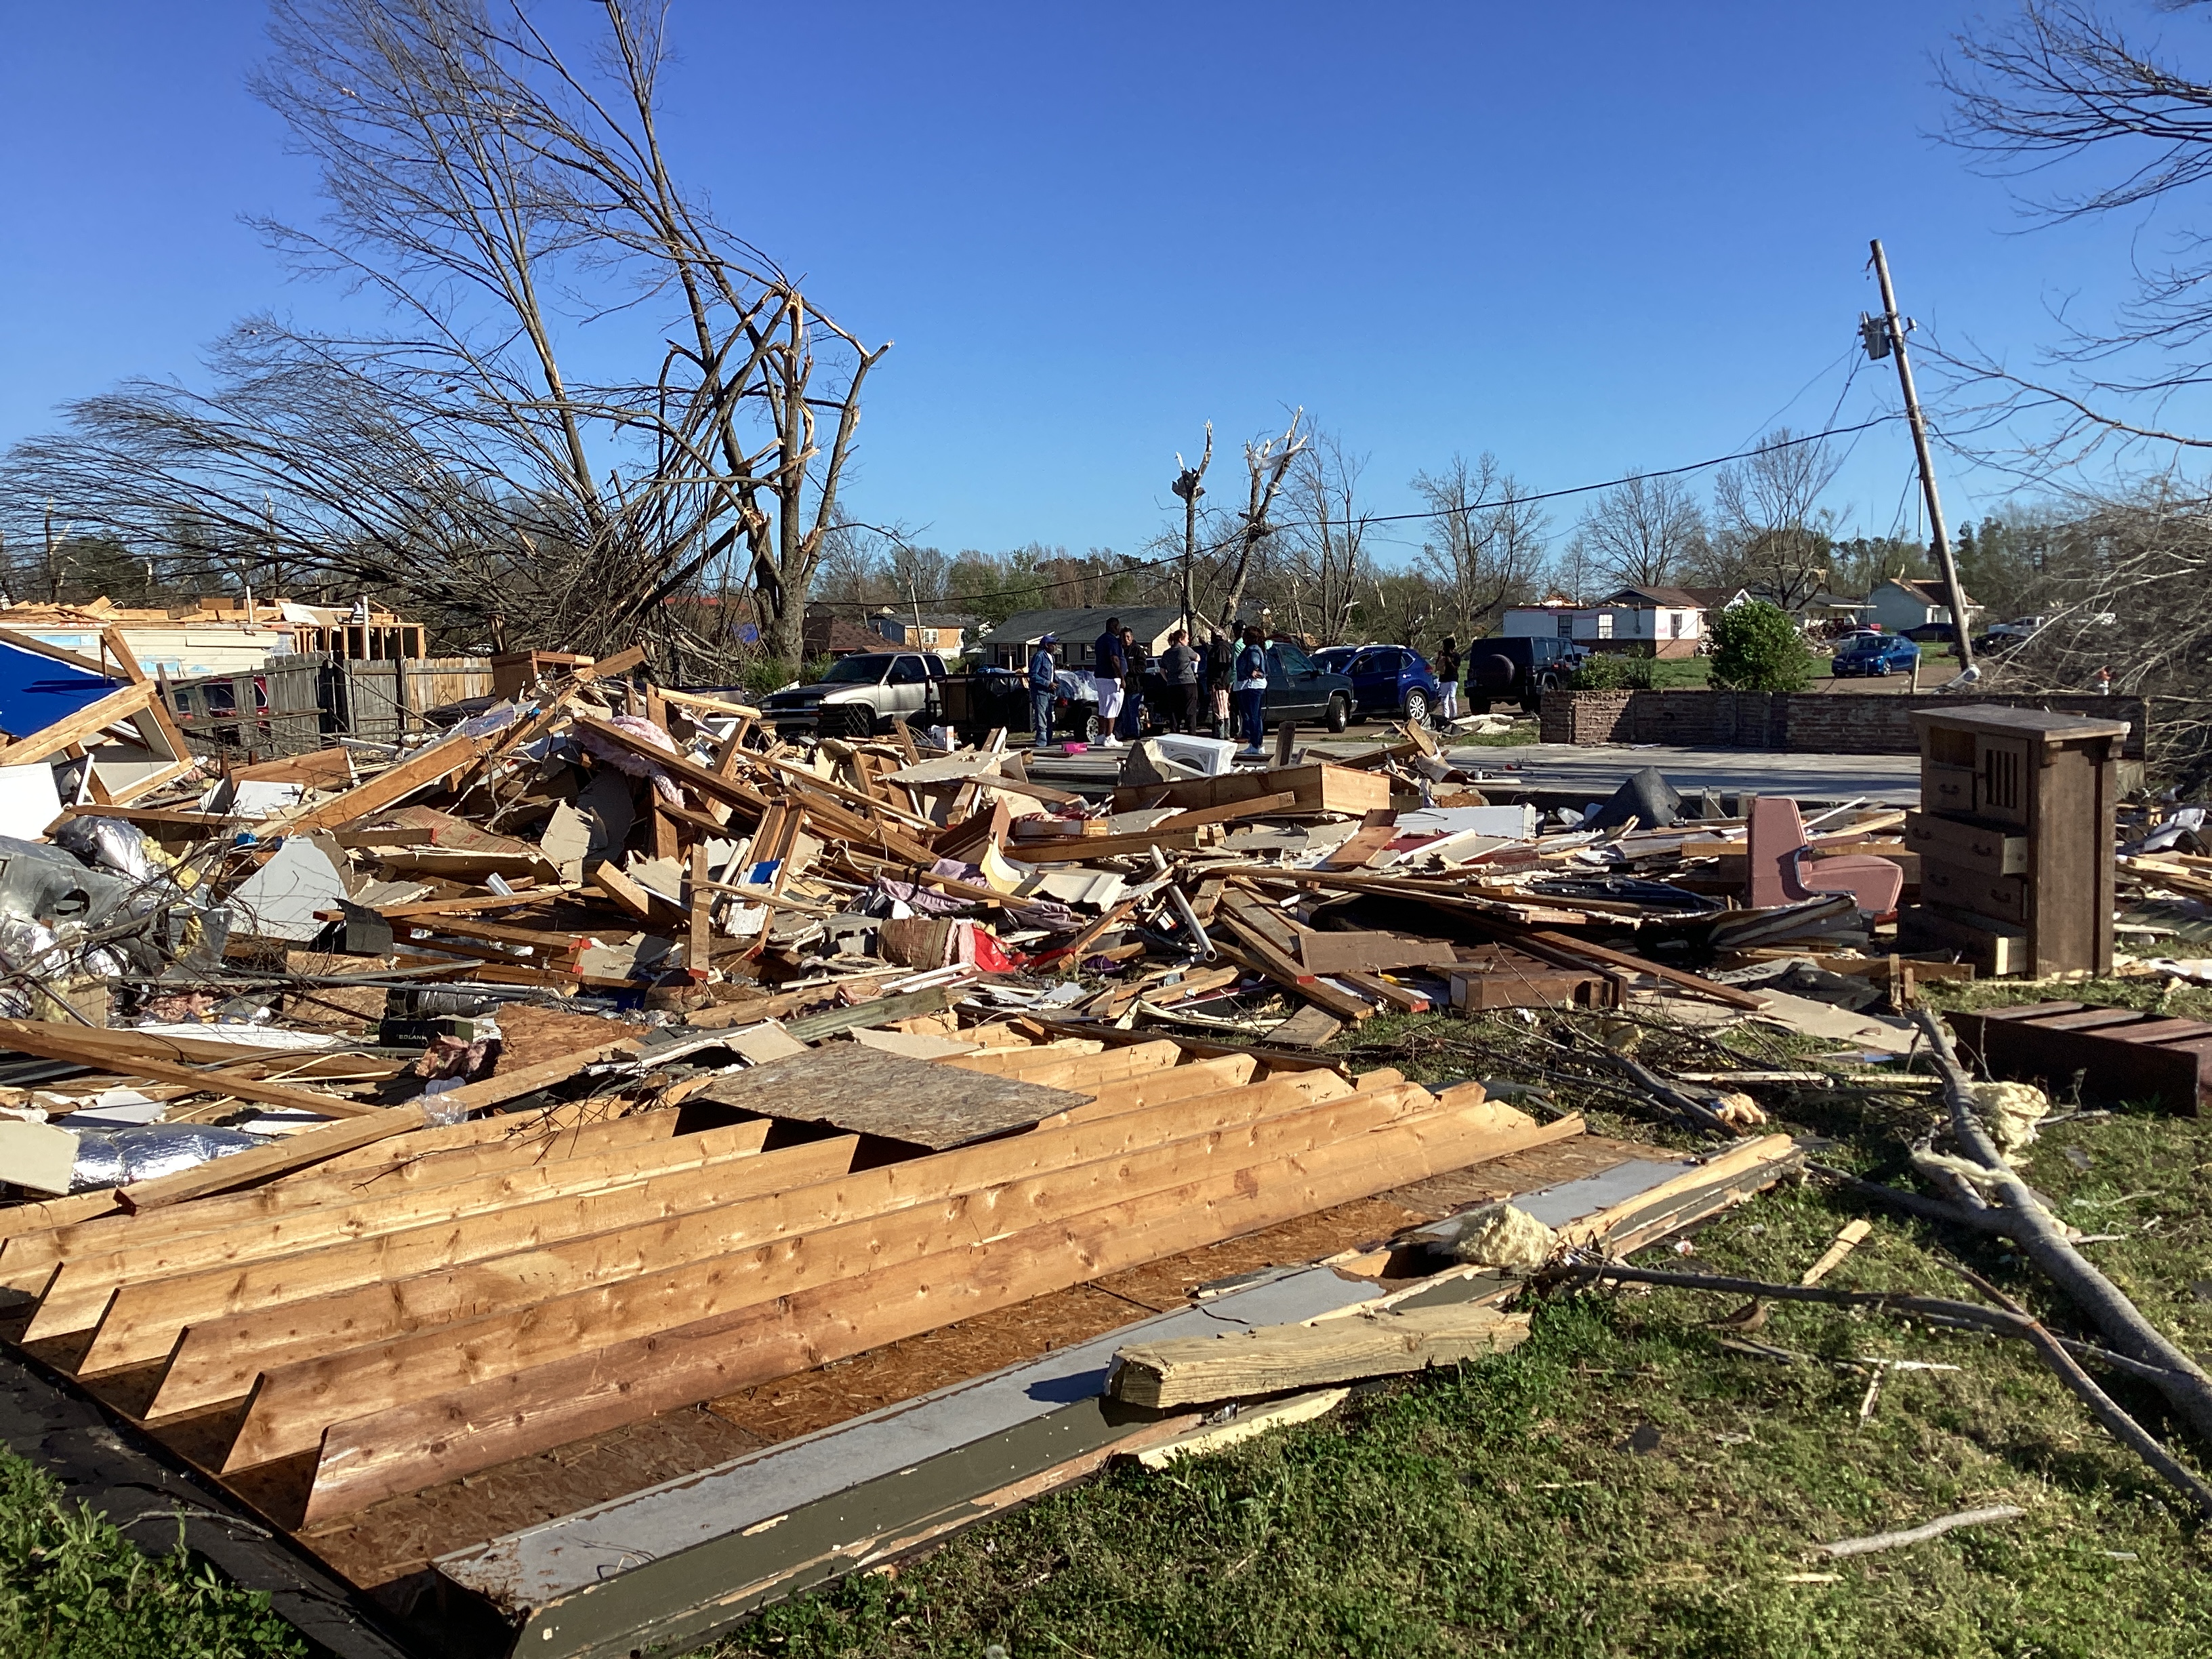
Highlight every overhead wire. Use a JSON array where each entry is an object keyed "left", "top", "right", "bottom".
[{"left": 813, "top": 413, "right": 1906, "bottom": 611}]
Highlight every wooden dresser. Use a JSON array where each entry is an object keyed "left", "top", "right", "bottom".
[{"left": 1900, "top": 705, "right": 2128, "bottom": 977}]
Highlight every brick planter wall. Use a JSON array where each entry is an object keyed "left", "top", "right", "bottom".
[{"left": 1538, "top": 689, "right": 2149, "bottom": 760}]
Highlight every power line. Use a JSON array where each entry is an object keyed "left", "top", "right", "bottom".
[{"left": 811, "top": 413, "right": 1902, "bottom": 611}]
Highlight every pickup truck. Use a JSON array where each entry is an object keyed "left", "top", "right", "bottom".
[{"left": 758, "top": 652, "right": 947, "bottom": 739}]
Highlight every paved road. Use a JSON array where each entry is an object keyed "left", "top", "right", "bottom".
[
  {"left": 1445, "top": 742, "right": 1921, "bottom": 806},
  {"left": 1026, "top": 738, "right": 1919, "bottom": 806}
]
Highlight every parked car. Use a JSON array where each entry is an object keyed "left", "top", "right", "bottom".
[
  {"left": 1830, "top": 631, "right": 1920, "bottom": 677},
  {"left": 1462, "top": 636, "right": 1581, "bottom": 714},
  {"left": 1141, "top": 638, "right": 1354, "bottom": 733},
  {"left": 935, "top": 667, "right": 1102, "bottom": 743},
  {"left": 1310, "top": 644, "right": 1444, "bottom": 724},
  {"left": 1901, "top": 621, "right": 1959, "bottom": 645},
  {"left": 758, "top": 651, "right": 947, "bottom": 738}
]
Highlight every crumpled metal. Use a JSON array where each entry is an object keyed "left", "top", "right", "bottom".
[
  {"left": 51, "top": 816, "right": 155, "bottom": 883},
  {"left": 69, "top": 1124, "right": 271, "bottom": 1191}
]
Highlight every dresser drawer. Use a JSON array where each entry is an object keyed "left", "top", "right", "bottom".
[
  {"left": 1903, "top": 812, "right": 2027, "bottom": 876},
  {"left": 1921, "top": 857, "right": 2029, "bottom": 925},
  {"left": 1922, "top": 762, "right": 1978, "bottom": 817}
]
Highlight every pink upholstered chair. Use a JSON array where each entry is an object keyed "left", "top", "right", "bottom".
[{"left": 1746, "top": 796, "right": 1904, "bottom": 916}]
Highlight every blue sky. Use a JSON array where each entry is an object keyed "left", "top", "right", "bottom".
[{"left": 0, "top": 1, "right": 2182, "bottom": 562}]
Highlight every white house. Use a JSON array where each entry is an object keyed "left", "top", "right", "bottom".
[
  {"left": 1865, "top": 577, "right": 1978, "bottom": 635},
  {"left": 1500, "top": 587, "right": 1706, "bottom": 657}
]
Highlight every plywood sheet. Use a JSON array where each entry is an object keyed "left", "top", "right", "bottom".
[{"left": 689, "top": 1045, "right": 1088, "bottom": 1149}]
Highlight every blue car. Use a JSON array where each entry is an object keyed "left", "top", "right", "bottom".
[
  {"left": 1311, "top": 643, "right": 1445, "bottom": 724},
  {"left": 1830, "top": 630, "right": 1920, "bottom": 678}
]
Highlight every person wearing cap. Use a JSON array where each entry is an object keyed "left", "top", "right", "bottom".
[{"left": 1027, "top": 634, "right": 1059, "bottom": 749}]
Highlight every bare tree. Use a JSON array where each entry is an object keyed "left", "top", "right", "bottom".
[
  {"left": 1208, "top": 411, "right": 1307, "bottom": 632},
  {"left": 1570, "top": 472, "right": 1706, "bottom": 591},
  {"left": 1171, "top": 425, "right": 1212, "bottom": 634},
  {"left": 1709, "top": 429, "right": 1842, "bottom": 611},
  {"left": 1, "top": 0, "right": 885, "bottom": 673},
  {"left": 1413, "top": 453, "right": 1549, "bottom": 638},
  {"left": 1278, "top": 430, "right": 1374, "bottom": 643}
]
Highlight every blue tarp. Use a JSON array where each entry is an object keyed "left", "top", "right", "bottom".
[{"left": 0, "top": 639, "right": 123, "bottom": 741}]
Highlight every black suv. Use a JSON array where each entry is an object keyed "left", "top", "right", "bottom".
[{"left": 1464, "top": 636, "right": 1583, "bottom": 714}]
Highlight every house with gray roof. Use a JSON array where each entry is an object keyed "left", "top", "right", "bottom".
[{"left": 974, "top": 606, "right": 1191, "bottom": 670}]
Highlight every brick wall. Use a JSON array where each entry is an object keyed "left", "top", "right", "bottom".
[{"left": 1538, "top": 690, "right": 2150, "bottom": 759}]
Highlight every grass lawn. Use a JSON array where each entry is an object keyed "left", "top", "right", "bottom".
[
  {"left": 718, "top": 1000, "right": 2212, "bottom": 1659},
  {"left": 0, "top": 1449, "right": 304, "bottom": 1659}
]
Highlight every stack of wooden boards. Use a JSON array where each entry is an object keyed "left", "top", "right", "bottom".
[{"left": 0, "top": 1027, "right": 1578, "bottom": 1529}]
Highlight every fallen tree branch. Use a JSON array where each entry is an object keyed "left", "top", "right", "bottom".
[
  {"left": 1912, "top": 1009, "right": 2212, "bottom": 1449},
  {"left": 1553, "top": 1259, "right": 2212, "bottom": 1519},
  {"left": 1817, "top": 1506, "right": 2026, "bottom": 1559}
]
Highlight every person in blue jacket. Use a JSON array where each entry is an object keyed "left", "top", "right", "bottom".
[
  {"left": 1027, "top": 634, "right": 1058, "bottom": 750},
  {"left": 1233, "top": 624, "right": 1269, "bottom": 754}
]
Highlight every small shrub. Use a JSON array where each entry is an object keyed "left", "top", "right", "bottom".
[
  {"left": 1570, "top": 653, "right": 1654, "bottom": 691},
  {"left": 1709, "top": 600, "right": 1816, "bottom": 691},
  {"left": 798, "top": 655, "right": 837, "bottom": 685},
  {"left": 737, "top": 656, "right": 797, "bottom": 697}
]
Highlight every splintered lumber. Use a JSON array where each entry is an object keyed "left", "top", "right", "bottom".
[
  {"left": 940, "top": 1039, "right": 1181, "bottom": 1094},
  {"left": 1153, "top": 790, "right": 1299, "bottom": 831},
  {"left": 291, "top": 1094, "right": 1568, "bottom": 1517},
  {"left": 0, "top": 1191, "right": 123, "bottom": 1242},
  {"left": 279, "top": 718, "right": 518, "bottom": 836},
  {"left": 1110, "top": 1300, "right": 1532, "bottom": 1408},
  {"left": 0, "top": 1020, "right": 377, "bottom": 1120},
  {"left": 1557, "top": 1135, "right": 1802, "bottom": 1248},
  {"left": 33, "top": 1118, "right": 779, "bottom": 1352},
  {"left": 687, "top": 1046, "right": 1088, "bottom": 1149},
  {"left": 153, "top": 1074, "right": 1366, "bottom": 1422},
  {"left": 222, "top": 1078, "right": 1458, "bottom": 1473},
  {"left": 1010, "top": 830, "right": 1210, "bottom": 863},
  {"left": 0, "top": 680, "right": 157, "bottom": 764},
  {"left": 781, "top": 985, "right": 953, "bottom": 1042}
]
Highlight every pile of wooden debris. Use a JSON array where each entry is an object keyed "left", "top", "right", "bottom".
[{"left": 0, "top": 643, "right": 2194, "bottom": 1659}]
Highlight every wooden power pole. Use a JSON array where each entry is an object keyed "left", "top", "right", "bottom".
[{"left": 1867, "top": 239, "right": 1975, "bottom": 676}]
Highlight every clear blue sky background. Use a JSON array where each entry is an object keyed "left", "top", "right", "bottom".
[{"left": 0, "top": 1, "right": 2179, "bottom": 564}]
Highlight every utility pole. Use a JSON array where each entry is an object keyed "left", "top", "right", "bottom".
[
  {"left": 1172, "top": 424, "right": 1212, "bottom": 640},
  {"left": 1866, "top": 239, "right": 1975, "bottom": 676}
]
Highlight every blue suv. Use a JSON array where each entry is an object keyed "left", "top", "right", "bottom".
[
  {"left": 1311, "top": 644, "right": 1446, "bottom": 724},
  {"left": 1830, "top": 630, "right": 1919, "bottom": 678}
]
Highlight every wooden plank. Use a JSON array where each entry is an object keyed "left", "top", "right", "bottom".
[
  {"left": 590, "top": 861, "right": 657, "bottom": 920},
  {"left": 1152, "top": 790, "right": 1298, "bottom": 832},
  {"left": 1110, "top": 1301, "right": 1532, "bottom": 1408},
  {"left": 1519, "top": 930, "right": 1766, "bottom": 1011},
  {"left": 0, "top": 1021, "right": 375, "bottom": 1120},
  {"left": 1297, "top": 931, "right": 1458, "bottom": 975},
  {"left": 0, "top": 681, "right": 153, "bottom": 764},
  {"left": 684, "top": 1047, "right": 1088, "bottom": 1150},
  {"left": 1109, "top": 762, "right": 1389, "bottom": 819},
  {"left": 1557, "top": 1135, "right": 1802, "bottom": 1246},
  {"left": 40, "top": 1121, "right": 779, "bottom": 1359},
  {"left": 291, "top": 1093, "right": 1556, "bottom": 1516},
  {"left": 1212, "top": 926, "right": 1377, "bottom": 1023},
  {"left": 781, "top": 984, "right": 954, "bottom": 1042},
  {"left": 1267, "top": 1005, "right": 1345, "bottom": 1049},
  {"left": 115, "top": 1103, "right": 432, "bottom": 1214},
  {"left": 941, "top": 1040, "right": 1180, "bottom": 1089},
  {"left": 277, "top": 720, "right": 515, "bottom": 836},
  {"left": 156, "top": 1075, "right": 1359, "bottom": 1422},
  {"left": 0, "top": 1108, "right": 683, "bottom": 1292},
  {"left": 220, "top": 1078, "right": 1408, "bottom": 1465},
  {"left": 96, "top": 1138, "right": 857, "bottom": 1394},
  {"left": 1008, "top": 830, "right": 1210, "bottom": 863}
]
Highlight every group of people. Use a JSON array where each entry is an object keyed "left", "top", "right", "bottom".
[{"left": 1024, "top": 617, "right": 1288, "bottom": 755}]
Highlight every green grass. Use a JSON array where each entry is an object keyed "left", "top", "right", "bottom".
[
  {"left": 1649, "top": 657, "right": 1711, "bottom": 689},
  {"left": 0, "top": 1448, "right": 304, "bottom": 1659},
  {"left": 715, "top": 1004, "right": 2212, "bottom": 1658}
]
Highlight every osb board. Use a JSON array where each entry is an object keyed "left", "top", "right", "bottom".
[
  {"left": 299, "top": 1407, "right": 769, "bottom": 1603},
  {"left": 493, "top": 1004, "right": 650, "bottom": 1057},
  {"left": 691, "top": 1046, "right": 1089, "bottom": 1149}
]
